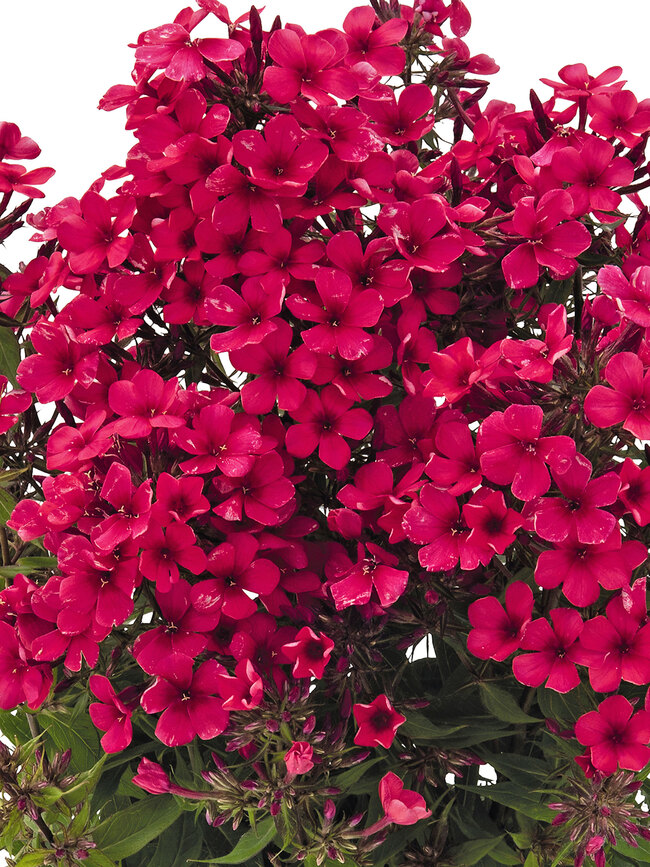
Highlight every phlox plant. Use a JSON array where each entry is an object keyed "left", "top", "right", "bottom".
[{"left": 2, "top": 1, "right": 650, "bottom": 865}]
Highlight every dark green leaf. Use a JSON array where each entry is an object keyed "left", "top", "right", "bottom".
[
  {"left": 151, "top": 813, "right": 204, "bottom": 867},
  {"left": 92, "top": 794, "right": 181, "bottom": 860},
  {"left": 192, "top": 816, "right": 276, "bottom": 864},
  {"left": 401, "top": 711, "right": 465, "bottom": 742},
  {"left": 446, "top": 836, "right": 505, "bottom": 865},
  {"left": 481, "top": 752, "right": 549, "bottom": 786},
  {"left": 331, "top": 757, "right": 383, "bottom": 790},
  {"left": 84, "top": 851, "right": 119, "bottom": 867},
  {"left": 0, "top": 708, "right": 32, "bottom": 743},
  {"left": 537, "top": 683, "right": 593, "bottom": 726},
  {"left": 15, "top": 852, "right": 53, "bottom": 867},
  {"left": 458, "top": 783, "right": 553, "bottom": 821},
  {"left": 479, "top": 683, "right": 540, "bottom": 724},
  {"left": 40, "top": 707, "right": 101, "bottom": 773},
  {"left": 0, "top": 327, "right": 20, "bottom": 386},
  {"left": 0, "top": 488, "right": 16, "bottom": 524},
  {"left": 612, "top": 838, "right": 650, "bottom": 863}
]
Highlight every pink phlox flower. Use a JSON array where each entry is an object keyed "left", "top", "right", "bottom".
[
  {"left": 17, "top": 321, "right": 98, "bottom": 404},
  {"left": 326, "top": 231, "right": 411, "bottom": 308},
  {"left": 229, "top": 611, "right": 295, "bottom": 689},
  {"left": 150, "top": 206, "right": 200, "bottom": 263},
  {"left": 57, "top": 190, "right": 135, "bottom": 273},
  {"left": 282, "top": 626, "right": 335, "bottom": 679},
  {"left": 617, "top": 457, "right": 650, "bottom": 526},
  {"left": 58, "top": 535, "right": 138, "bottom": 629},
  {"left": 467, "top": 581, "right": 534, "bottom": 661},
  {"left": 575, "top": 695, "right": 650, "bottom": 775},
  {"left": 286, "top": 266, "right": 383, "bottom": 361},
  {"left": 207, "top": 273, "right": 286, "bottom": 353},
  {"left": 214, "top": 658, "right": 264, "bottom": 711},
  {"left": 584, "top": 351, "right": 650, "bottom": 439},
  {"left": 422, "top": 337, "right": 486, "bottom": 405},
  {"left": 0, "top": 620, "right": 52, "bottom": 710},
  {"left": 576, "top": 595, "right": 650, "bottom": 692},
  {"left": 0, "top": 377, "right": 30, "bottom": 436},
  {"left": 107, "top": 368, "right": 184, "bottom": 438},
  {"left": 359, "top": 83, "right": 435, "bottom": 145},
  {"left": 0, "top": 122, "right": 41, "bottom": 160},
  {"left": 285, "top": 385, "right": 373, "bottom": 470},
  {"left": 378, "top": 772, "right": 431, "bottom": 825},
  {"left": 373, "top": 396, "right": 437, "bottom": 467},
  {"left": 463, "top": 488, "right": 523, "bottom": 556},
  {"left": 152, "top": 472, "right": 210, "bottom": 525},
  {"left": 309, "top": 334, "right": 393, "bottom": 401},
  {"left": 329, "top": 541, "right": 409, "bottom": 609},
  {"left": 533, "top": 453, "right": 620, "bottom": 545},
  {"left": 291, "top": 100, "right": 384, "bottom": 164},
  {"left": 0, "top": 162, "right": 54, "bottom": 199},
  {"left": 500, "top": 303, "right": 573, "bottom": 383},
  {"left": 512, "top": 608, "right": 583, "bottom": 693},
  {"left": 239, "top": 226, "right": 324, "bottom": 282},
  {"left": 46, "top": 410, "right": 110, "bottom": 472},
  {"left": 140, "top": 654, "right": 229, "bottom": 747},
  {"left": 477, "top": 403, "right": 576, "bottom": 501},
  {"left": 425, "top": 418, "right": 481, "bottom": 495},
  {"left": 539, "top": 63, "right": 625, "bottom": 103},
  {"left": 353, "top": 694, "right": 406, "bottom": 748},
  {"left": 175, "top": 403, "right": 263, "bottom": 476},
  {"left": 589, "top": 90, "right": 650, "bottom": 147},
  {"left": 285, "top": 741, "right": 314, "bottom": 775},
  {"left": 139, "top": 522, "right": 207, "bottom": 592},
  {"left": 134, "top": 16, "right": 244, "bottom": 83},
  {"left": 212, "top": 451, "right": 295, "bottom": 526},
  {"left": 233, "top": 114, "right": 329, "bottom": 192},
  {"left": 342, "top": 7, "right": 407, "bottom": 75},
  {"left": 264, "top": 27, "right": 359, "bottom": 105},
  {"left": 377, "top": 198, "right": 465, "bottom": 273},
  {"left": 203, "top": 533, "right": 280, "bottom": 620},
  {"left": 93, "top": 462, "right": 152, "bottom": 550},
  {"left": 551, "top": 137, "right": 633, "bottom": 218},
  {"left": 534, "top": 525, "right": 647, "bottom": 607},
  {"left": 597, "top": 265, "right": 650, "bottom": 328},
  {"left": 89, "top": 674, "right": 134, "bottom": 753},
  {"left": 133, "top": 579, "right": 216, "bottom": 675},
  {"left": 500, "top": 189, "right": 592, "bottom": 289},
  {"left": 229, "top": 320, "right": 317, "bottom": 414}
]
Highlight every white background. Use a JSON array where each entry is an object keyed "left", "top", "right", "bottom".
[{"left": 0, "top": 0, "right": 648, "bottom": 862}]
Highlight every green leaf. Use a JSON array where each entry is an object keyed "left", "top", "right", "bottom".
[
  {"left": 479, "top": 683, "right": 540, "bottom": 724},
  {"left": 537, "top": 683, "right": 593, "bottom": 726},
  {"left": 192, "top": 816, "right": 276, "bottom": 864},
  {"left": 0, "top": 708, "right": 32, "bottom": 743},
  {"left": 401, "top": 711, "right": 465, "bottom": 742},
  {"left": 612, "top": 839, "right": 650, "bottom": 863},
  {"left": 92, "top": 794, "right": 181, "bottom": 860},
  {"left": 446, "top": 836, "right": 505, "bottom": 865},
  {"left": 63, "top": 754, "right": 107, "bottom": 807},
  {"left": 149, "top": 813, "right": 204, "bottom": 867},
  {"left": 0, "top": 488, "right": 16, "bottom": 524},
  {"left": 331, "top": 757, "right": 383, "bottom": 790},
  {"left": 0, "top": 327, "right": 20, "bottom": 386},
  {"left": 84, "top": 851, "right": 119, "bottom": 867},
  {"left": 0, "top": 467, "right": 29, "bottom": 487},
  {"left": 15, "top": 852, "right": 53, "bottom": 867},
  {"left": 481, "top": 752, "right": 549, "bottom": 786},
  {"left": 458, "top": 782, "right": 553, "bottom": 821},
  {"left": 40, "top": 707, "right": 101, "bottom": 773}
]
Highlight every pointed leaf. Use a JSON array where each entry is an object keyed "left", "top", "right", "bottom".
[
  {"left": 193, "top": 816, "right": 276, "bottom": 864},
  {"left": 92, "top": 794, "right": 181, "bottom": 860}
]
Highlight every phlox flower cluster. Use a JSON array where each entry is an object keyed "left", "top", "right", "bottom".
[{"left": 2, "top": 0, "right": 650, "bottom": 863}]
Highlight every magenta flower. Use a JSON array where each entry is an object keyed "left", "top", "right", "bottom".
[
  {"left": 512, "top": 608, "right": 583, "bottom": 694},
  {"left": 204, "top": 534, "right": 280, "bottom": 620},
  {"left": 353, "top": 694, "right": 406, "bottom": 748},
  {"left": 175, "top": 403, "right": 262, "bottom": 476},
  {"left": 589, "top": 90, "right": 650, "bottom": 147},
  {"left": 360, "top": 84, "right": 435, "bottom": 146},
  {"left": 551, "top": 137, "right": 633, "bottom": 216},
  {"left": 378, "top": 772, "right": 431, "bottom": 825},
  {"left": 264, "top": 28, "right": 359, "bottom": 105},
  {"left": 135, "top": 18, "right": 244, "bottom": 83},
  {"left": 342, "top": 7, "right": 407, "bottom": 75},
  {"left": 58, "top": 191, "right": 135, "bottom": 274},
  {"left": 108, "top": 369, "right": 184, "bottom": 438},
  {"left": 467, "top": 581, "right": 534, "bottom": 661},
  {"left": 17, "top": 321, "right": 98, "bottom": 404},
  {"left": 534, "top": 526, "right": 646, "bottom": 607},
  {"left": 584, "top": 352, "right": 650, "bottom": 439},
  {"left": 329, "top": 542, "right": 409, "bottom": 610},
  {"left": 575, "top": 695, "right": 650, "bottom": 775},
  {"left": 425, "top": 420, "right": 481, "bottom": 495},
  {"left": 89, "top": 675, "right": 133, "bottom": 753},
  {"left": 140, "top": 654, "right": 229, "bottom": 747},
  {"left": 618, "top": 457, "right": 650, "bottom": 526},
  {"left": 93, "top": 463, "right": 152, "bottom": 551},
  {"left": 152, "top": 473, "right": 210, "bottom": 525},
  {"left": 139, "top": 522, "right": 207, "bottom": 592},
  {"left": 533, "top": 454, "right": 620, "bottom": 545},
  {"left": 286, "top": 267, "right": 383, "bottom": 361},
  {"left": 500, "top": 189, "right": 592, "bottom": 289},
  {"left": 212, "top": 452, "right": 295, "bottom": 526},
  {"left": 285, "top": 385, "right": 373, "bottom": 470},
  {"left": 477, "top": 404, "right": 575, "bottom": 501},
  {"left": 597, "top": 265, "right": 650, "bottom": 327},
  {"left": 377, "top": 198, "right": 465, "bottom": 274},
  {"left": 282, "top": 627, "right": 335, "bottom": 680},
  {"left": 285, "top": 742, "right": 314, "bottom": 775},
  {"left": 0, "top": 621, "right": 52, "bottom": 710}
]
